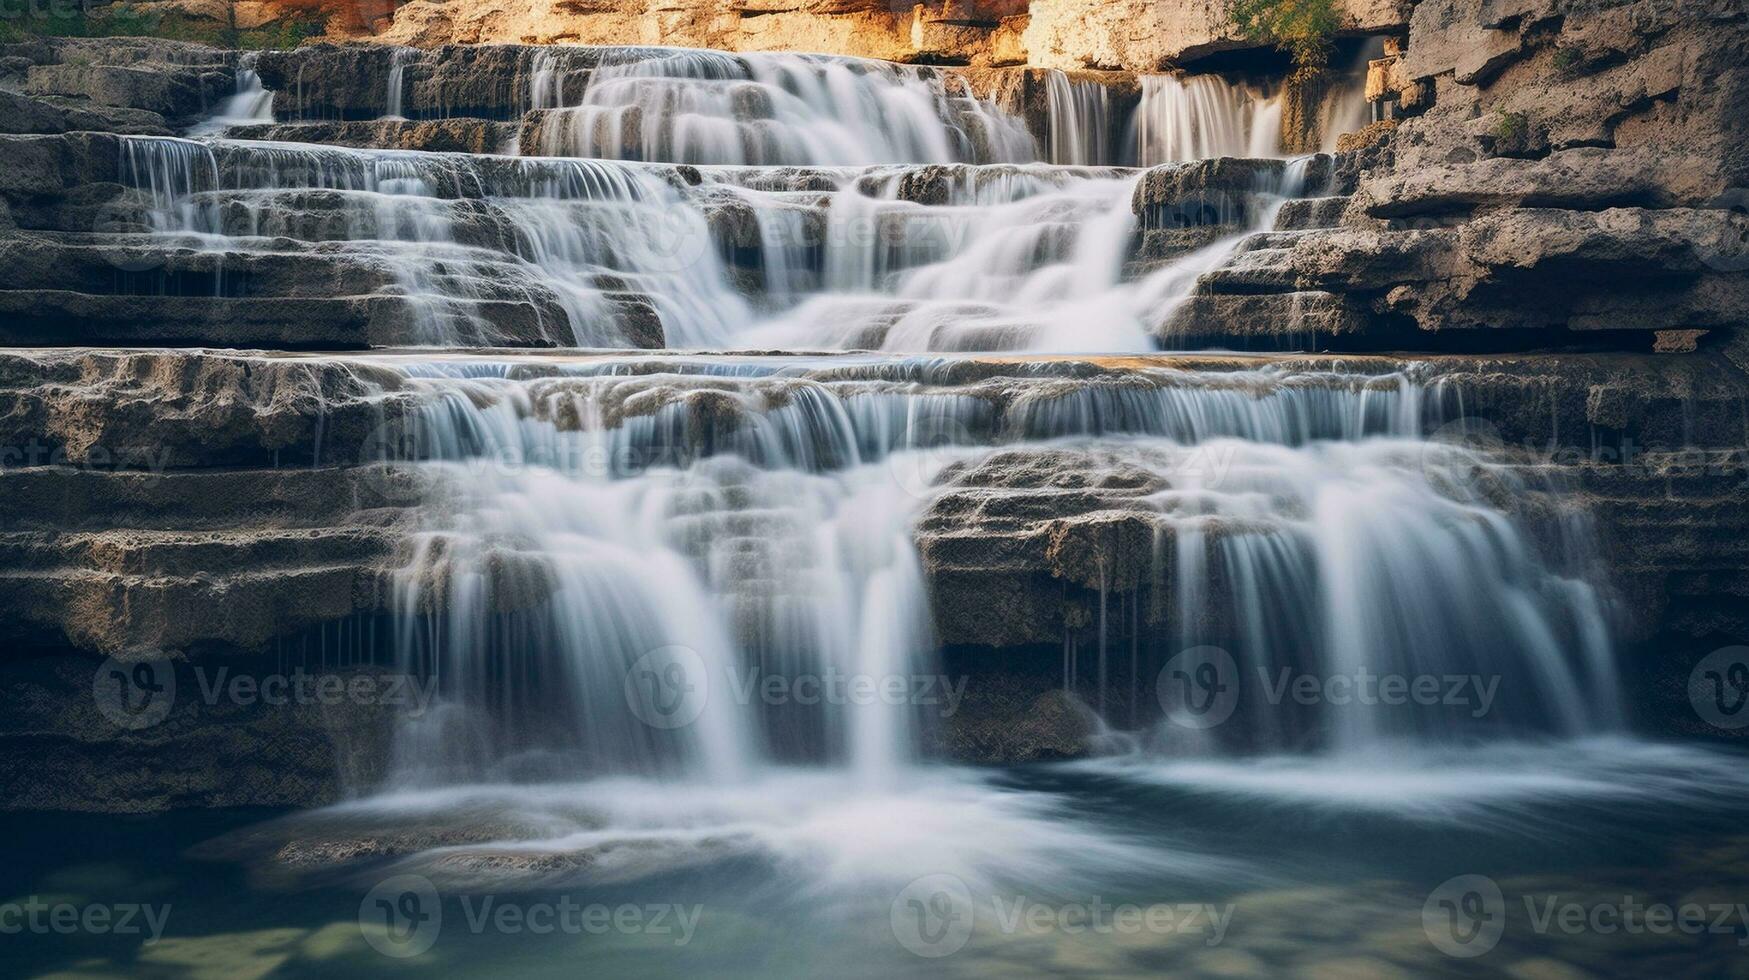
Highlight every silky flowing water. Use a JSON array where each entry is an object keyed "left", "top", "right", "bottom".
[{"left": 15, "top": 45, "right": 1746, "bottom": 978}]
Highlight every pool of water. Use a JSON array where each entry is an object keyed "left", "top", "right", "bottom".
[{"left": 5, "top": 737, "right": 1749, "bottom": 978}]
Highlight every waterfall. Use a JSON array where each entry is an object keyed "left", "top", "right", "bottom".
[
  {"left": 104, "top": 47, "right": 1749, "bottom": 957},
  {"left": 185, "top": 53, "right": 274, "bottom": 137},
  {"left": 1128, "top": 64, "right": 1372, "bottom": 165},
  {"left": 1130, "top": 74, "right": 1283, "bottom": 166},
  {"left": 732, "top": 160, "right": 1313, "bottom": 352},
  {"left": 378, "top": 370, "right": 953, "bottom": 785},
  {"left": 114, "top": 137, "right": 753, "bottom": 347},
  {"left": 384, "top": 47, "right": 416, "bottom": 120},
  {"left": 523, "top": 47, "right": 1037, "bottom": 165},
  {"left": 1045, "top": 70, "right": 1112, "bottom": 166},
  {"left": 357, "top": 357, "right": 1620, "bottom": 789},
  {"left": 119, "top": 50, "right": 1622, "bottom": 789},
  {"left": 1142, "top": 437, "right": 1617, "bottom": 750},
  {"left": 113, "top": 133, "right": 1314, "bottom": 352}
]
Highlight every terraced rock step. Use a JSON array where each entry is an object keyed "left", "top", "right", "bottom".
[
  {"left": 1, "top": 37, "right": 238, "bottom": 135},
  {"left": 3, "top": 347, "right": 1744, "bottom": 642},
  {"left": 1, "top": 345, "right": 1744, "bottom": 808}
]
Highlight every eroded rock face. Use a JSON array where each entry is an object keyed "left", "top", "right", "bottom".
[
  {"left": 1, "top": 37, "right": 236, "bottom": 134},
  {"left": 1151, "top": 0, "right": 1749, "bottom": 348},
  {"left": 1023, "top": 0, "right": 1409, "bottom": 71},
  {"left": 370, "top": 0, "right": 1001, "bottom": 66},
  {"left": 0, "top": 653, "right": 401, "bottom": 812},
  {"left": 357, "top": 0, "right": 1410, "bottom": 72}
]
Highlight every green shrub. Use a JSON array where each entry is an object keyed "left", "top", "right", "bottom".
[
  {"left": 1494, "top": 111, "right": 1529, "bottom": 141},
  {"left": 1228, "top": 0, "right": 1343, "bottom": 70}
]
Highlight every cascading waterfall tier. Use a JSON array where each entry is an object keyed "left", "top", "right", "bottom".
[
  {"left": 1131, "top": 74, "right": 1285, "bottom": 167},
  {"left": 115, "top": 133, "right": 1320, "bottom": 351},
  {"left": 361, "top": 355, "right": 1621, "bottom": 787},
  {"left": 186, "top": 51, "right": 273, "bottom": 138},
  {"left": 1045, "top": 70, "right": 1114, "bottom": 166},
  {"left": 1128, "top": 55, "right": 1374, "bottom": 165},
  {"left": 522, "top": 46, "right": 1037, "bottom": 166},
  {"left": 115, "top": 136, "right": 753, "bottom": 348}
]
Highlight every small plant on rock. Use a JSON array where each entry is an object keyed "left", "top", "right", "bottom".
[{"left": 1228, "top": 0, "right": 1343, "bottom": 70}]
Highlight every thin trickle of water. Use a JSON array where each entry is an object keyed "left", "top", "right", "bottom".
[
  {"left": 385, "top": 47, "right": 416, "bottom": 120},
  {"left": 1127, "top": 64, "right": 1373, "bottom": 166}
]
